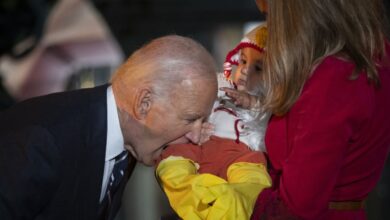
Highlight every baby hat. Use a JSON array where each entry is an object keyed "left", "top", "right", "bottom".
[{"left": 223, "top": 24, "right": 267, "bottom": 79}]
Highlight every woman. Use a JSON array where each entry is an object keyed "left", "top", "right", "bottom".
[{"left": 224, "top": 0, "right": 390, "bottom": 219}]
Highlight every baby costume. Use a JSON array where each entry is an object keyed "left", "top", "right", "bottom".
[{"left": 156, "top": 24, "right": 271, "bottom": 220}]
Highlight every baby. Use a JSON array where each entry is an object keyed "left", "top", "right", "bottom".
[{"left": 156, "top": 24, "right": 271, "bottom": 220}]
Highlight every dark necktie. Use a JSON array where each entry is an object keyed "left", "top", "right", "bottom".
[
  {"left": 98, "top": 150, "right": 129, "bottom": 220},
  {"left": 105, "top": 150, "right": 128, "bottom": 204}
]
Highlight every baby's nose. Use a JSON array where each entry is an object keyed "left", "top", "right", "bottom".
[
  {"left": 239, "top": 68, "right": 249, "bottom": 81},
  {"left": 240, "top": 66, "right": 249, "bottom": 75}
]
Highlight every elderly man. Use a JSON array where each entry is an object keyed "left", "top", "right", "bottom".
[{"left": 0, "top": 35, "right": 217, "bottom": 220}]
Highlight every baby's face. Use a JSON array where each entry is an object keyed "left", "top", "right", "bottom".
[{"left": 232, "top": 47, "right": 264, "bottom": 94}]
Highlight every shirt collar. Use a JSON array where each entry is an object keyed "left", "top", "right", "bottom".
[{"left": 105, "top": 86, "right": 125, "bottom": 161}]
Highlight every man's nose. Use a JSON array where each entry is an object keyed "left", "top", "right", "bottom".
[{"left": 184, "top": 120, "right": 203, "bottom": 144}]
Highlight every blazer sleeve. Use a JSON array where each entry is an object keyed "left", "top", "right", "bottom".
[{"left": 0, "top": 125, "right": 61, "bottom": 219}]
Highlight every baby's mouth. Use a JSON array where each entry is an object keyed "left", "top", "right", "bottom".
[{"left": 237, "top": 79, "right": 246, "bottom": 86}]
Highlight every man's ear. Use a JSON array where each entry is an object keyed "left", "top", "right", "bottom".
[{"left": 133, "top": 87, "right": 152, "bottom": 120}]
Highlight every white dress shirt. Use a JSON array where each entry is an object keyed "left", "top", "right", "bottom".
[{"left": 99, "top": 86, "right": 125, "bottom": 202}]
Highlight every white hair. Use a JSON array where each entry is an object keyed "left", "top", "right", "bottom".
[{"left": 112, "top": 35, "right": 217, "bottom": 108}]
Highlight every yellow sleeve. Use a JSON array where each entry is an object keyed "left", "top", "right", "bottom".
[
  {"left": 156, "top": 157, "right": 272, "bottom": 220},
  {"left": 156, "top": 156, "right": 227, "bottom": 219}
]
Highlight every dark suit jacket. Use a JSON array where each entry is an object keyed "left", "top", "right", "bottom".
[{"left": 0, "top": 85, "right": 135, "bottom": 220}]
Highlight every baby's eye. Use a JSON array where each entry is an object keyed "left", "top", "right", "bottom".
[{"left": 240, "top": 58, "right": 247, "bottom": 65}]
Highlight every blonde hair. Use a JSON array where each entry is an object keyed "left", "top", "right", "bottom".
[
  {"left": 111, "top": 35, "right": 216, "bottom": 112},
  {"left": 263, "top": 0, "right": 389, "bottom": 115}
]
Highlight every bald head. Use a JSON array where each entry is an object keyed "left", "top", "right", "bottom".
[
  {"left": 112, "top": 35, "right": 217, "bottom": 111},
  {"left": 111, "top": 35, "right": 218, "bottom": 165}
]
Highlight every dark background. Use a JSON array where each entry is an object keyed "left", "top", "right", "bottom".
[{"left": 92, "top": 0, "right": 265, "bottom": 56}]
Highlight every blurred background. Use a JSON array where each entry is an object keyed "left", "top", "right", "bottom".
[{"left": 0, "top": 0, "right": 389, "bottom": 219}]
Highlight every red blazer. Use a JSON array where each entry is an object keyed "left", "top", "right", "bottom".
[{"left": 251, "top": 46, "right": 390, "bottom": 220}]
